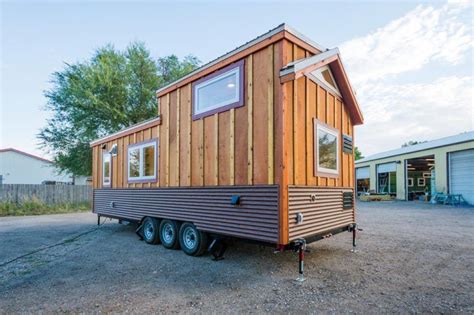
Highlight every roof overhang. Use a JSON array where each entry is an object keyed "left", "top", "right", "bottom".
[
  {"left": 90, "top": 116, "right": 161, "bottom": 147},
  {"left": 279, "top": 48, "right": 363, "bottom": 126}
]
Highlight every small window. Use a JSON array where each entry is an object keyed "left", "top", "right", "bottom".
[
  {"left": 407, "top": 178, "right": 414, "bottom": 187},
  {"left": 102, "top": 152, "right": 111, "bottom": 186},
  {"left": 309, "top": 65, "right": 341, "bottom": 96},
  {"left": 128, "top": 139, "right": 158, "bottom": 183},
  {"left": 314, "top": 119, "right": 339, "bottom": 177},
  {"left": 192, "top": 60, "right": 244, "bottom": 119},
  {"left": 417, "top": 178, "right": 425, "bottom": 186}
]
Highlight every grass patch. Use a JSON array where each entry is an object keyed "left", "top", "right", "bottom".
[{"left": 0, "top": 198, "right": 90, "bottom": 217}]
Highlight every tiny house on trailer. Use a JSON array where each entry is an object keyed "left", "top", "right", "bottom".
[{"left": 90, "top": 24, "right": 364, "bottom": 264}]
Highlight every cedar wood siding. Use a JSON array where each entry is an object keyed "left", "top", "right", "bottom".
[
  {"left": 281, "top": 39, "right": 354, "bottom": 190},
  {"left": 91, "top": 35, "right": 356, "bottom": 245},
  {"left": 157, "top": 45, "right": 277, "bottom": 188},
  {"left": 281, "top": 40, "right": 355, "bottom": 243}
]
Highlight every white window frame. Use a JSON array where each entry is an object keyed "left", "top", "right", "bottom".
[
  {"left": 307, "top": 65, "right": 341, "bottom": 97},
  {"left": 192, "top": 60, "right": 244, "bottom": 119},
  {"left": 127, "top": 140, "right": 158, "bottom": 183},
  {"left": 102, "top": 152, "right": 111, "bottom": 186},
  {"left": 314, "top": 119, "right": 340, "bottom": 176},
  {"left": 417, "top": 178, "right": 425, "bottom": 187},
  {"left": 407, "top": 178, "right": 414, "bottom": 187}
]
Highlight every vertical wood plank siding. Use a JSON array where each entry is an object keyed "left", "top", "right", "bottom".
[
  {"left": 92, "top": 44, "right": 279, "bottom": 190},
  {"left": 281, "top": 42, "right": 355, "bottom": 191},
  {"left": 93, "top": 186, "right": 279, "bottom": 243},
  {"left": 288, "top": 186, "right": 354, "bottom": 241},
  {"left": 90, "top": 35, "right": 358, "bottom": 246}
]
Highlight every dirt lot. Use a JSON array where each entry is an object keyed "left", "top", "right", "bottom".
[{"left": 0, "top": 201, "right": 473, "bottom": 313}]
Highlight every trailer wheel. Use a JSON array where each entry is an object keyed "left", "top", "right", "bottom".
[
  {"left": 142, "top": 217, "right": 160, "bottom": 245},
  {"left": 159, "top": 220, "right": 180, "bottom": 249},
  {"left": 179, "top": 222, "right": 208, "bottom": 256}
]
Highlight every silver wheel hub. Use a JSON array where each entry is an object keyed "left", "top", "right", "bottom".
[
  {"left": 183, "top": 227, "right": 197, "bottom": 249},
  {"left": 144, "top": 221, "right": 154, "bottom": 239},
  {"left": 163, "top": 224, "right": 174, "bottom": 243}
]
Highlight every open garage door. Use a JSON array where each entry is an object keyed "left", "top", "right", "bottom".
[
  {"left": 449, "top": 149, "right": 474, "bottom": 205},
  {"left": 376, "top": 162, "right": 397, "bottom": 195},
  {"left": 356, "top": 167, "right": 370, "bottom": 195}
]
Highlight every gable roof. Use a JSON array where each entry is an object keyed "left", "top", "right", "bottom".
[
  {"left": 0, "top": 148, "right": 52, "bottom": 164},
  {"left": 279, "top": 48, "right": 364, "bottom": 125},
  {"left": 156, "top": 23, "right": 326, "bottom": 98},
  {"left": 356, "top": 131, "right": 474, "bottom": 164}
]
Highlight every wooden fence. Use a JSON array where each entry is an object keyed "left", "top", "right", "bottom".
[{"left": 0, "top": 184, "right": 92, "bottom": 204}]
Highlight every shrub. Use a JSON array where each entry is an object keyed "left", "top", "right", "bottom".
[{"left": 0, "top": 198, "right": 90, "bottom": 216}]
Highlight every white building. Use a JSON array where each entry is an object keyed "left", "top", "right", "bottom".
[
  {"left": 355, "top": 132, "right": 474, "bottom": 205},
  {"left": 0, "top": 148, "right": 87, "bottom": 185}
]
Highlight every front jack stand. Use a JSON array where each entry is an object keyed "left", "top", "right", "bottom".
[
  {"left": 294, "top": 239, "right": 306, "bottom": 282},
  {"left": 350, "top": 224, "right": 357, "bottom": 253}
]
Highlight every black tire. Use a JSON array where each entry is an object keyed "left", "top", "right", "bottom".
[
  {"left": 142, "top": 217, "right": 160, "bottom": 245},
  {"left": 179, "top": 222, "right": 208, "bottom": 256},
  {"left": 159, "top": 220, "right": 180, "bottom": 249}
]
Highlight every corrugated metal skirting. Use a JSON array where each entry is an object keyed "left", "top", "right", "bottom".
[
  {"left": 93, "top": 186, "right": 279, "bottom": 243},
  {"left": 288, "top": 186, "right": 354, "bottom": 241}
]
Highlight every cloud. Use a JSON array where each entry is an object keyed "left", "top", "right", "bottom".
[
  {"left": 356, "top": 76, "right": 473, "bottom": 155},
  {"left": 337, "top": 1, "right": 473, "bottom": 156},
  {"left": 340, "top": 2, "right": 473, "bottom": 86}
]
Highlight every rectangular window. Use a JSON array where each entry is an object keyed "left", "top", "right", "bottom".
[
  {"left": 314, "top": 119, "right": 339, "bottom": 177},
  {"left": 407, "top": 178, "right": 414, "bottom": 187},
  {"left": 127, "top": 139, "right": 158, "bottom": 183},
  {"left": 102, "top": 152, "right": 111, "bottom": 186},
  {"left": 417, "top": 178, "right": 425, "bottom": 186},
  {"left": 192, "top": 60, "right": 244, "bottom": 119}
]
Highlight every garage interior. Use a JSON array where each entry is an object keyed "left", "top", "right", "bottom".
[
  {"left": 376, "top": 162, "right": 397, "bottom": 196},
  {"left": 356, "top": 167, "right": 370, "bottom": 195},
  {"left": 406, "top": 155, "right": 435, "bottom": 201}
]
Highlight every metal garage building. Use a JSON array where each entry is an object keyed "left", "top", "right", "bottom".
[{"left": 355, "top": 132, "right": 474, "bottom": 205}]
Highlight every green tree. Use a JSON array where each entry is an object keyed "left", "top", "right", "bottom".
[
  {"left": 354, "top": 146, "right": 364, "bottom": 160},
  {"left": 39, "top": 42, "right": 199, "bottom": 177}
]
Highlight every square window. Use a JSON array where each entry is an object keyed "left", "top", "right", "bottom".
[
  {"left": 314, "top": 119, "right": 339, "bottom": 176},
  {"left": 417, "top": 178, "right": 425, "bottom": 186},
  {"left": 192, "top": 60, "right": 244, "bottom": 119},
  {"left": 127, "top": 139, "right": 158, "bottom": 183}
]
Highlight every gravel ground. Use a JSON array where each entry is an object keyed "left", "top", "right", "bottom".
[{"left": 0, "top": 201, "right": 473, "bottom": 314}]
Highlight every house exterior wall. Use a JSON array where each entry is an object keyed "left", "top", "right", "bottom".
[
  {"left": 0, "top": 151, "right": 73, "bottom": 184},
  {"left": 281, "top": 40, "right": 355, "bottom": 189},
  {"left": 90, "top": 31, "right": 359, "bottom": 245},
  {"left": 92, "top": 39, "right": 305, "bottom": 190},
  {"left": 355, "top": 141, "right": 474, "bottom": 200},
  {"left": 279, "top": 40, "right": 356, "bottom": 244}
]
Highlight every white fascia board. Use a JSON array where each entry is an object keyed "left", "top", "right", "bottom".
[{"left": 280, "top": 48, "right": 340, "bottom": 77}]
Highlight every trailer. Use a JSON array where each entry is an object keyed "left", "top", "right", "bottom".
[{"left": 90, "top": 24, "right": 364, "bottom": 276}]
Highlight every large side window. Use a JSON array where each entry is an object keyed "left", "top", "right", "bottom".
[
  {"left": 314, "top": 119, "right": 339, "bottom": 177},
  {"left": 192, "top": 60, "right": 244, "bottom": 119},
  {"left": 127, "top": 139, "right": 158, "bottom": 183},
  {"left": 102, "top": 152, "right": 111, "bottom": 186}
]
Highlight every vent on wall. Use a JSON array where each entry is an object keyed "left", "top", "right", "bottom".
[
  {"left": 343, "top": 192, "right": 354, "bottom": 209},
  {"left": 343, "top": 134, "right": 353, "bottom": 154}
]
